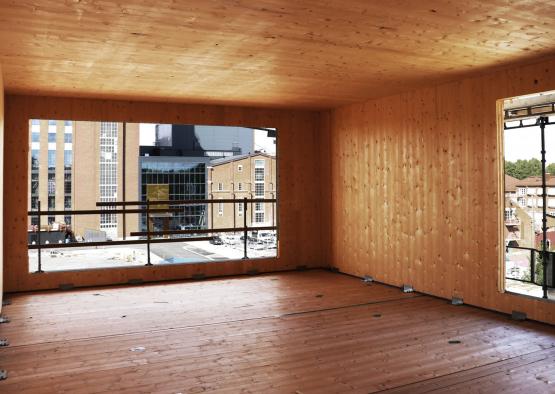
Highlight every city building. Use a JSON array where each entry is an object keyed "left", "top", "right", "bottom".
[
  {"left": 515, "top": 175, "right": 555, "bottom": 214},
  {"left": 207, "top": 153, "right": 277, "bottom": 230},
  {"left": 138, "top": 124, "right": 256, "bottom": 232},
  {"left": 505, "top": 174, "right": 555, "bottom": 248},
  {"left": 28, "top": 120, "right": 140, "bottom": 240},
  {"left": 28, "top": 121, "right": 260, "bottom": 238}
]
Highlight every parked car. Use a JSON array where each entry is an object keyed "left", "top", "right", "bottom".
[{"left": 210, "top": 236, "right": 223, "bottom": 245}]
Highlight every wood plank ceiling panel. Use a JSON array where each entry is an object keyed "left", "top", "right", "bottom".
[{"left": 0, "top": 0, "right": 554, "bottom": 108}]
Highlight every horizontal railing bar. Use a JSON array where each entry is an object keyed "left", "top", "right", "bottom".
[
  {"left": 505, "top": 277, "right": 535, "bottom": 284},
  {"left": 507, "top": 246, "right": 536, "bottom": 251},
  {"left": 130, "top": 226, "right": 278, "bottom": 237},
  {"left": 27, "top": 208, "right": 180, "bottom": 216},
  {"left": 28, "top": 236, "right": 214, "bottom": 250},
  {"left": 504, "top": 119, "right": 555, "bottom": 130},
  {"left": 507, "top": 246, "right": 555, "bottom": 253},
  {"left": 96, "top": 198, "right": 277, "bottom": 206}
]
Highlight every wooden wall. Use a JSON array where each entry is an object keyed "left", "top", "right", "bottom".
[
  {"left": 3, "top": 95, "right": 327, "bottom": 292},
  {"left": 0, "top": 65, "right": 4, "bottom": 307},
  {"left": 329, "top": 57, "right": 555, "bottom": 325}
]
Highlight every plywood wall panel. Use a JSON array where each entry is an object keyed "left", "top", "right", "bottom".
[
  {"left": 329, "top": 57, "right": 555, "bottom": 325},
  {"left": 0, "top": 64, "right": 4, "bottom": 308},
  {"left": 3, "top": 95, "right": 327, "bottom": 292}
]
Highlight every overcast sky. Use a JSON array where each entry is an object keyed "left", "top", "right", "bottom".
[{"left": 504, "top": 125, "right": 555, "bottom": 163}]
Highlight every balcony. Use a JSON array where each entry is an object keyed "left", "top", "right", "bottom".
[{"left": 504, "top": 218, "right": 520, "bottom": 226}]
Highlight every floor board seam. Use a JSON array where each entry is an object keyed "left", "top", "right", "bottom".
[
  {"left": 280, "top": 294, "right": 425, "bottom": 317},
  {"left": 4, "top": 295, "right": 428, "bottom": 349},
  {"left": 374, "top": 345, "right": 555, "bottom": 393}
]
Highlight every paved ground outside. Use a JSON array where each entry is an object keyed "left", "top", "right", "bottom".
[
  {"left": 28, "top": 239, "right": 277, "bottom": 272},
  {"left": 506, "top": 278, "right": 555, "bottom": 300}
]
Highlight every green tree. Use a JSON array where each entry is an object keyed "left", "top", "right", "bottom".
[
  {"left": 547, "top": 163, "right": 555, "bottom": 175},
  {"left": 505, "top": 158, "right": 543, "bottom": 179}
]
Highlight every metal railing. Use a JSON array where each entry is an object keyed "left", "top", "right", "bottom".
[
  {"left": 505, "top": 245, "right": 554, "bottom": 294},
  {"left": 28, "top": 198, "right": 277, "bottom": 272}
]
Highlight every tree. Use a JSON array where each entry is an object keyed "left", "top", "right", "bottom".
[
  {"left": 505, "top": 158, "right": 547, "bottom": 180},
  {"left": 547, "top": 163, "right": 555, "bottom": 175}
]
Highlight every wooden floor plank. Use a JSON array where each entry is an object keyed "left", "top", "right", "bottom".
[
  {"left": 0, "top": 270, "right": 553, "bottom": 393},
  {"left": 1, "top": 270, "right": 416, "bottom": 346}
]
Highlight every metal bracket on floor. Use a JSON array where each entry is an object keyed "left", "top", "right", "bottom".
[
  {"left": 246, "top": 269, "right": 259, "bottom": 276},
  {"left": 1, "top": 299, "right": 10, "bottom": 307},
  {"left": 511, "top": 310, "right": 527, "bottom": 321},
  {"left": 0, "top": 339, "right": 8, "bottom": 347},
  {"left": 0, "top": 316, "right": 9, "bottom": 324},
  {"left": 402, "top": 284, "right": 414, "bottom": 293},
  {"left": 362, "top": 275, "right": 374, "bottom": 284},
  {"left": 192, "top": 273, "right": 206, "bottom": 280},
  {"left": 296, "top": 265, "right": 307, "bottom": 271},
  {"left": 59, "top": 283, "right": 74, "bottom": 291},
  {"left": 451, "top": 297, "right": 464, "bottom": 306}
]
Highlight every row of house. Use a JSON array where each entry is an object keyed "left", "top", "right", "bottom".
[{"left": 504, "top": 174, "right": 555, "bottom": 250}]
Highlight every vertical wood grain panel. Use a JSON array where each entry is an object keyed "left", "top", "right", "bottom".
[
  {"left": 330, "top": 57, "right": 555, "bottom": 325},
  {"left": 3, "top": 96, "right": 327, "bottom": 292},
  {"left": 0, "top": 64, "right": 4, "bottom": 308}
]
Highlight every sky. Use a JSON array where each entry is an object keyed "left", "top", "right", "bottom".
[
  {"left": 139, "top": 123, "right": 156, "bottom": 146},
  {"left": 253, "top": 128, "right": 276, "bottom": 154},
  {"left": 138, "top": 124, "right": 276, "bottom": 155},
  {"left": 504, "top": 124, "right": 555, "bottom": 163}
]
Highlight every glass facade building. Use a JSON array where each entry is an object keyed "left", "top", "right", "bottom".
[{"left": 139, "top": 158, "right": 209, "bottom": 231}]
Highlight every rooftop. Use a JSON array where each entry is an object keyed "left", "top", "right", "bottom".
[
  {"left": 515, "top": 175, "right": 555, "bottom": 187},
  {"left": 210, "top": 152, "right": 274, "bottom": 166}
]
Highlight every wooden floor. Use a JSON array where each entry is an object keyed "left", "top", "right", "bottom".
[{"left": 0, "top": 270, "right": 554, "bottom": 393}]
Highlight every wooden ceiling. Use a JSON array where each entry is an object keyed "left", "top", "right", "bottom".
[{"left": 0, "top": 0, "right": 554, "bottom": 109}]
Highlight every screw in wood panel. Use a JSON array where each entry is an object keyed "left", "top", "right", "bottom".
[
  {"left": 59, "top": 283, "right": 74, "bottom": 291},
  {"left": 0, "top": 316, "right": 10, "bottom": 324},
  {"left": 451, "top": 297, "right": 464, "bottom": 306},
  {"left": 0, "top": 339, "right": 8, "bottom": 347},
  {"left": 363, "top": 275, "right": 374, "bottom": 284},
  {"left": 511, "top": 311, "right": 527, "bottom": 321},
  {"left": 192, "top": 273, "right": 206, "bottom": 280},
  {"left": 0, "top": 370, "right": 6, "bottom": 380},
  {"left": 402, "top": 284, "right": 414, "bottom": 293}
]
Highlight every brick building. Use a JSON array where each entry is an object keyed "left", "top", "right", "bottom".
[{"left": 207, "top": 153, "right": 277, "bottom": 230}]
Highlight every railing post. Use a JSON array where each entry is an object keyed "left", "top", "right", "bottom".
[
  {"left": 145, "top": 199, "right": 152, "bottom": 266},
  {"left": 243, "top": 197, "right": 248, "bottom": 259},
  {"left": 552, "top": 252, "right": 555, "bottom": 289},
  {"left": 36, "top": 200, "right": 43, "bottom": 273},
  {"left": 530, "top": 249, "right": 536, "bottom": 284}
]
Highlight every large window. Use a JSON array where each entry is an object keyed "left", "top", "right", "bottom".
[
  {"left": 47, "top": 150, "right": 56, "bottom": 169},
  {"left": 99, "top": 122, "right": 118, "bottom": 237},
  {"left": 27, "top": 120, "right": 278, "bottom": 272},
  {"left": 502, "top": 92, "right": 555, "bottom": 300}
]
